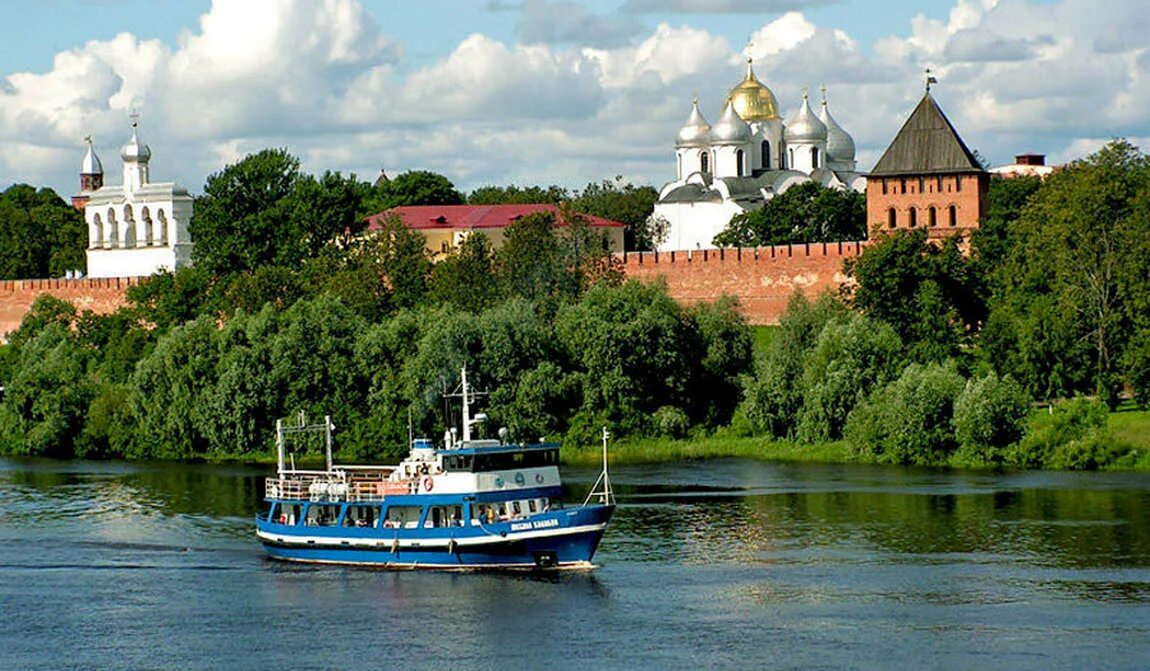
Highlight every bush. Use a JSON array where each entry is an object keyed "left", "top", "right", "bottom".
[
  {"left": 1006, "top": 398, "right": 1109, "bottom": 469},
  {"left": 952, "top": 372, "right": 1030, "bottom": 464},
  {"left": 652, "top": 406, "right": 690, "bottom": 438},
  {"left": 845, "top": 361, "right": 966, "bottom": 465}
]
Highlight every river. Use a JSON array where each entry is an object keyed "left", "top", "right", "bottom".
[{"left": 2, "top": 457, "right": 1148, "bottom": 670}]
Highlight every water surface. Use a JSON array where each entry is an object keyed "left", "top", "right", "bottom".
[{"left": 2, "top": 458, "right": 1148, "bottom": 670}]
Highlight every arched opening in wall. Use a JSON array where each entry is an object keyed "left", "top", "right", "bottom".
[
  {"left": 107, "top": 208, "right": 118, "bottom": 248},
  {"left": 700, "top": 151, "right": 709, "bottom": 173},
  {"left": 141, "top": 206, "right": 153, "bottom": 246},
  {"left": 811, "top": 147, "right": 819, "bottom": 169},
  {"left": 736, "top": 149, "right": 745, "bottom": 176},
  {"left": 928, "top": 206, "right": 937, "bottom": 227},
  {"left": 761, "top": 140, "right": 770, "bottom": 169},
  {"left": 158, "top": 209, "right": 169, "bottom": 244},
  {"left": 92, "top": 213, "right": 103, "bottom": 248},
  {"left": 948, "top": 205, "right": 957, "bottom": 227},
  {"left": 123, "top": 204, "right": 136, "bottom": 248},
  {"left": 908, "top": 207, "right": 917, "bottom": 228},
  {"left": 888, "top": 208, "right": 897, "bottom": 229}
]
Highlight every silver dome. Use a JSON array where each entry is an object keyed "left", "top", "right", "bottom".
[
  {"left": 784, "top": 91, "right": 827, "bottom": 143},
  {"left": 710, "top": 99, "right": 752, "bottom": 144},
  {"left": 121, "top": 125, "right": 151, "bottom": 163},
  {"left": 676, "top": 99, "right": 712, "bottom": 147},
  {"left": 819, "top": 93, "right": 855, "bottom": 161},
  {"left": 81, "top": 138, "right": 103, "bottom": 175}
]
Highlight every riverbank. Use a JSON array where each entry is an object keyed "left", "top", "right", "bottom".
[{"left": 562, "top": 407, "right": 1150, "bottom": 471}]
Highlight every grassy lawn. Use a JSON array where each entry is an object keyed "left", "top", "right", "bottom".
[{"left": 561, "top": 435, "right": 853, "bottom": 467}]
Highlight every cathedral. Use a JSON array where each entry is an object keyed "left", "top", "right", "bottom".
[
  {"left": 74, "top": 117, "right": 194, "bottom": 279},
  {"left": 654, "top": 60, "right": 865, "bottom": 252}
]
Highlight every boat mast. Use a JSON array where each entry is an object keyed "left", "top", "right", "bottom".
[
  {"left": 324, "top": 414, "right": 333, "bottom": 474},
  {"left": 461, "top": 365, "right": 472, "bottom": 444},
  {"left": 276, "top": 418, "right": 285, "bottom": 478}
]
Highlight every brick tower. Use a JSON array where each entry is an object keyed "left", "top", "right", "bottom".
[{"left": 866, "top": 91, "right": 987, "bottom": 239}]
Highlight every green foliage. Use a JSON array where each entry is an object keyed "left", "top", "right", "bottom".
[
  {"left": 845, "top": 229, "right": 982, "bottom": 363},
  {"left": 845, "top": 361, "right": 966, "bottom": 466},
  {"left": 0, "top": 184, "right": 86, "bottom": 279},
  {"left": 0, "top": 323, "right": 94, "bottom": 457},
  {"left": 366, "top": 170, "right": 464, "bottom": 213},
  {"left": 713, "top": 182, "right": 865, "bottom": 248},
  {"left": 952, "top": 372, "right": 1030, "bottom": 465},
  {"left": 742, "top": 292, "right": 850, "bottom": 438},
  {"left": 795, "top": 313, "right": 905, "bottom": 443},
  {"left": 125, "top": 266, "right": 214, "bottom": 330},
  {"left": 191, "top": 149, "right": 368, "bottom": 276},
  {"left": 468, "top": 184, "right": 568, "bottom": 205},
  {"left": 985, "top": 140, "right": 1150, "bottom": 403},
  {"left": 1007, "top": 399, "right": 1114, "bottom": 470},
  {"left": 652, "top": 406, "right": 690, "bottom": 438},
  {"left": 428, "top": 232, "right": 499, "bottom": 311},
  {"left": 570, "top": 178, "right": 659, "bottom": 251}
]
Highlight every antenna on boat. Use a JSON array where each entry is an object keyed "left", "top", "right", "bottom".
[
  {"left": 276, "top": 418, "right": 285, "bottom": 478},
  {"left": 583, "top": 427, "right": 614, "bottom": 506},
  {"left": 324, "top": 415, "right": 333, "bottom": 474}
]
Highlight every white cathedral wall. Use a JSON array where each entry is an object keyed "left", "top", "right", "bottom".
[
  {"left": 87, "top": 245, "right": 191, "bottom": 279},
  {"left": 713, "top": 145, "right": 749, "bottom": 178},
  {"left": 654, "top": 199, "right": 749, "bottom": 252}
]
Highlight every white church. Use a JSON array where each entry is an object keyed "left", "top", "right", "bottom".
[
  {"left": 74, "top": 116, "right": 194, "bottom": 278},
  {"left": 654, "top": 60, "right": 865, "bottom": 251}
]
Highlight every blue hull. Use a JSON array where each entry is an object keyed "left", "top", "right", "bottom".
[{"left": 256, "top": 505, "right": 614, "bottom": 570}]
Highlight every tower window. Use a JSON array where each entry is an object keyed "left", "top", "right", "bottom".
[
  {"left": 900, "top": 178, "right": 907, "bottom": 194},
  {"left": 949, "top": 205, "right": 958, "bottom": 227},
  {"left": 955, "top": 176, "right": 962, "bottom": 192},
  {"left": 936, "top": 176, "right": 944, "bottom": 193},
  {"left": 918, "top": 177, "right": 925, "bottom": 193},
  {"left": 882, "top": 179, "right": 888, "bottom": 195},
  {"left": 929, "top": 206, "right": 937, "bottom": 227},
  {"left": 909, "top": 208, "right": 917, "bottom": 228},
  {"left": 888, "top": 208, "right": 897, "bottom": 229}
]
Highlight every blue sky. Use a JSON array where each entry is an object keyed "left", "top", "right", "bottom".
[{"left": 0, "top": 0, "right": 1143, "bottom": 198}]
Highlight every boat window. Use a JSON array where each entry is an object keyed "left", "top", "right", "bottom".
[
  {"left": 511, "top": 501, "right": 522, "bottom": 518},
  {"left": 275, "top": 504, "right": 301, "bottom": 525},
  {"left": 470, "top": 448, "right": 559, "bottom": 472},
  {"left": 424, "top": 506, "right": 465, "bottom": 528},
  {"left": 305, "top": 504, "right": 341, "bottom": 527},
  {"left": 383, "top": 505, "right": 423, "bottom": 529},
  {"left": 344, "top": 505, "right": 377, "bottom": 528},
  {"left": 528, "top": 499, "right": 538, "bottom": 514}
]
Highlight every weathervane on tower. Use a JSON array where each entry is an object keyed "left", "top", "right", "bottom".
[{"left": 925, "top": 68, "right": 938, "bottom": 93}]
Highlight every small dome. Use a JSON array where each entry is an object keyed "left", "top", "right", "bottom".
[
  {"left": 81, "top": 137, "right": 103, "bottom": 175},
  {"left": 121, "top": 123, "right": 151, "bottom": 163},
  {"left": 784, "top": 90, "right": 827, "bottom": 143},
  {"left": 711, "top": 99, "right": 752, "bottom": 144},
  {"left": 676, "top": 99, "right": 712, "bottom": 148},
  {"left": 728, "top": 59, "right": 780, "bottom": 122},
  {"left": 819, "top": 91, "right": 855, "bottom": 161}
]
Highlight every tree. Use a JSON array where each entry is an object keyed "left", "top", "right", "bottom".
[
  {"left": 429, "top": 232, "right": 500, "bottom": 311},
  {"left": 468, "top": 184, "right": 568, "bottom": 205},
  {"left": 366, "top": 170, "right": 464, "bottom": 213},
  {"left": 0, "top": 185, "right": 86, "bottom": 279},
  {"left": 571, "top": 178, "right": 659, "bottom": 251},
  {"left": 845, "top": 229, "right": 982, "bottom": 364},
  {"left": 985, "top": 140, "right": 1150, "bottom": 403},
  {"left": 495, "top": 212, "right": 570, "bottom": 306},
  {"left": 713, "top": 182, "right": 865, "bottom": 248}
]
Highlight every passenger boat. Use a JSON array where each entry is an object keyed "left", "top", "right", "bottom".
[{"left": 254, "top": 367, "right": 615, "bottom": 570}]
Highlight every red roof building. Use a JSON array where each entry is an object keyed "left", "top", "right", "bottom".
[{"left": 366, "top": 204, "right": 626, "bottom": 257}]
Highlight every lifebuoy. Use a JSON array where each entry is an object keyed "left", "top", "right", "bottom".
[{"left": 422, "top": 476, "right": 434, "bottom": 492}]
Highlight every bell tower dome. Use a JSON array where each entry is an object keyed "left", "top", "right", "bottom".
[{"left": 72, "top": 136, "right": 105, "bottom": 209}]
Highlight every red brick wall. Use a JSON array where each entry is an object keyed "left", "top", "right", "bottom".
[
  {"left": 619, "top": 242, "right": 865, "bottom": 325},
  {"left": 866, "top": 173, "right": 987, "bottom": 239},
  {"left": 0, "top": 278, "right": 140, "bottom": 341}
]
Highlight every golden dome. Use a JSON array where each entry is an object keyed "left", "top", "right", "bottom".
[{"left": 728, "top": 59, "right": 780, "bottom": 122}]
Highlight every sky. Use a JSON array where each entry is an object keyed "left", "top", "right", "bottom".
[{"left": 0, "top": 0, "right": 1145, "bottom": 199}]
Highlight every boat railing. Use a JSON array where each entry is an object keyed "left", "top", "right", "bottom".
[{"left": 266, "top": 468, "right": 414, "bottom": 502}]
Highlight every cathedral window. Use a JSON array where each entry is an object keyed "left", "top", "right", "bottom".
[
  {"left": 949, "top": 205, "right": 958, "bottom": 227},
  {"left": 761, "top": 141, "right": 770, "bottom": 169},
  {"left": 736, "top": 150, "right": 745, "bottom": 177},
  {"left": 811, "top": 147, "right": 819, "bottom": 168},
  {"left": 700, "top": 151, "right": 709, "bottom": 173},
  {"left": 888, "top": 208, "right": 897, "bottom": 229},
  {"left": 788, "top": 148, "right": 794, "bottom": 168},
  {"left": 909, "top": 208, "right": 917, "bottom": 228}
]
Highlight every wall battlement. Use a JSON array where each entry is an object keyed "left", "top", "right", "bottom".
[
  {"left": 619, "top": 241, "right": 868, "bottom": 325},
  {"left": 0, "top": 277, "right": 141, "bottom": 340}
]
